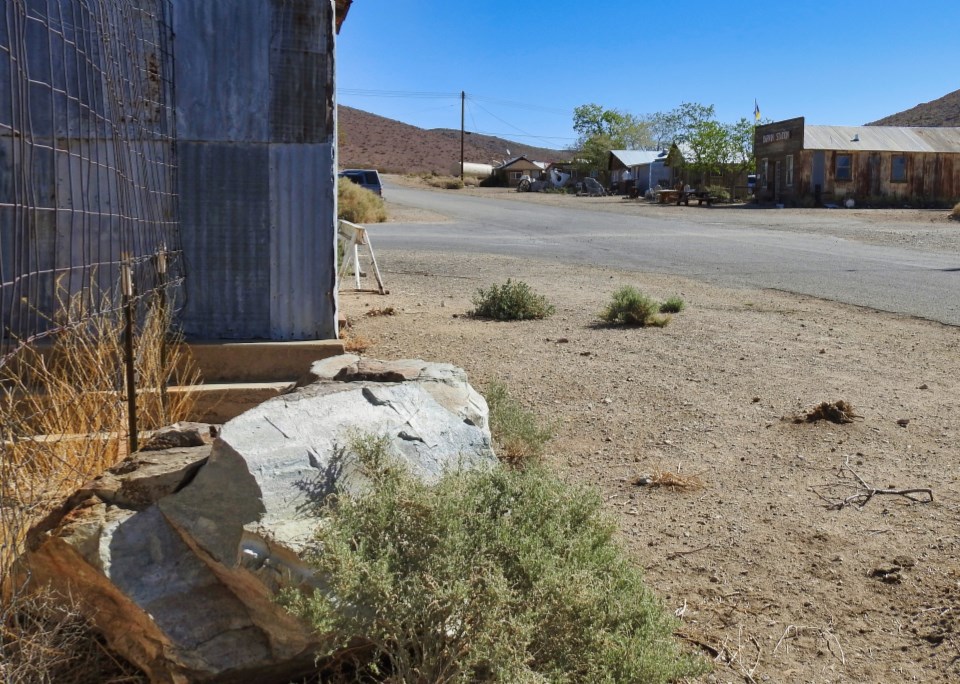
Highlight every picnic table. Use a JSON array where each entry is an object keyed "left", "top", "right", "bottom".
[{"left": 655, "top": 189, "right": 716, "bottom": 206}]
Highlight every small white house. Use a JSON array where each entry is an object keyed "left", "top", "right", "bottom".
[{"left": 608, "top": 149, "right": 673, "bottom": 194}]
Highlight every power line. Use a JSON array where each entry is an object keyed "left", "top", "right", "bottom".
[{"left": 338, "top": 88, "right": 458, "bottom": 99}]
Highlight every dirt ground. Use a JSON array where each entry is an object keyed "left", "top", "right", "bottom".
[{"left": 342, "top": 185, "right": 960, "bottom": 683}]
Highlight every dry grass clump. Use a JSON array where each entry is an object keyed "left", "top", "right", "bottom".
[
  {"left": 634, "top": 470, "right": 705, "bottom": 491},
  {"left": 341, "top": 331, "right": 373, "bottom": 353},
  {"left": 424, "top": 174, "right": 464, "bottom": 190},
  {"left": 794, "top": 400, "right": 859, "bottom": 424},
  {"left": 337, "top": 176, "right": 387, "bottom": 224},
  {"left": 951, "top": 201, "right": 960, "bottom": 221},
  {"left": 1, "top": 284, "right": 197, "bottom": 602},
  {"left": 363, "top": 306, "right": 395, "bottom": 317},
  {"left": 485, "top": 381, "right": 552, "bottom": 465},
  {"left": 0, "top": 587, "right": 146, "bottom": 683}
]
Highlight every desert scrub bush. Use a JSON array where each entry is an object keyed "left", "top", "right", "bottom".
[
  {"left": 600, "top": 286, "right": 670, "bottom": 327},
  {"left": 951, "top": 201, "right": 960, "bottom": 221},
  {"left": 337, "top": 176, "right": 386, "bottom": 224},
  {"left": 659, "top": 296, "right": 686, "bottom": 314},
  {"left": 279, "top": 438, "right": 704, "bottom": 683},
  {"left": 470, "top": 279, "right": 555, "bottom": 321},
  {"left": 425, "top": 174, "right": 464, "bottom": 190},
  {"left": 485, "top": 381, "right": 552, "bottom": 464}
]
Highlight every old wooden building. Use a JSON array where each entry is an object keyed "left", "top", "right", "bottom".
[
  {"left": 494, "top": 156, "right": 546, "bottom": 187},
  {"left": 754, "top": 117, "right": 960, "bottom": 206}
]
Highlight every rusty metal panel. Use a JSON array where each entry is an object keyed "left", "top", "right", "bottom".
[
  {"left": 269, "top": 143, "right": 337, "bottom": 340},
  {"left": 178, "top": 142, "right": 271, "bottom": 339},
  {"left": 270, "top": 0, "right": 335, "bottom": 144},
  {"left": 171, "top": 0, "right": 270, "bottom": 142}
]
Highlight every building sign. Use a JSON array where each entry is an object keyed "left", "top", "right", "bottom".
[{"left": 761, "top": 130, "right": 791, "bottom": 144}]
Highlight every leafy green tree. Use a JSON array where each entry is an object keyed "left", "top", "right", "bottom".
[
  {"left": 724, "top": 117, "right": 758, "bottom": 198},
  {"left": 572, "top": 103, "right": 653, "bottom": 174}
]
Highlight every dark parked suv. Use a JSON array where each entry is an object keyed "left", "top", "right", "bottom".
[{"left": 339, "top": 169, "right": 383, "bottom": 197}]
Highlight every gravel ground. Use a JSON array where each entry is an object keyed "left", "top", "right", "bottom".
[{"left": 343, "top": 185, "right": 960, "bottom": 683}]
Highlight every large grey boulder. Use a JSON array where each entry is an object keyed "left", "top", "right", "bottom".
[{"left": 19, "top": 357, "right": 495, "bottom": 683}]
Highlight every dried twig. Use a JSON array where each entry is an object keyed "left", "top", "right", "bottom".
[
  {"left": 810, "top": 466, "right": 933, "bottom": 510},
  {"left": 667, "top": 544, "right": 713, "bottom": 560}
]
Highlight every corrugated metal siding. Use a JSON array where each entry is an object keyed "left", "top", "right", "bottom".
[
  {"left": 174, "top": 0, "right": 338, "bottom": 340},
  {"left": 270, "top": 0, "right": 334, "bottom": 143},
  {"left": 269, "top": 143, "right": 337, "bottom": 339},
  {"left": 805, "top": 125, "right": 960, "bottom": 153},
  {"left": 178, "top": 142, "right": 271, "bottom": 338},
  {"left": 171, "top": 0, "right": 270, "bottom": 142}
]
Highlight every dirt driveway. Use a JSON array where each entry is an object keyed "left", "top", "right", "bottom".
[{"left": 345, "top": 185, "right": 960, "bottom": 683}]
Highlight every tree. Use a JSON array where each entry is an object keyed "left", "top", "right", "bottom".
[
  {"left": 724, "top": 117, "right": 757, "bottom": 198},
  {"left": 571, "top": 103, "right": 653, "bottom": 174}
]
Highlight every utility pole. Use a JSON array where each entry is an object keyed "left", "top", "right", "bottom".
[{"left": 460, "top": 90, "right": 465, "bottom": 180}]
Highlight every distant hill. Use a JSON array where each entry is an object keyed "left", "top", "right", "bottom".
[
  {"left": 338, "top": 105, "right": 571, "bottom": 174},
  {"left": 867, "top": 89, "right": 960, "bottom": 127}
]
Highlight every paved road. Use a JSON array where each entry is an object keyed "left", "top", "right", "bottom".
[{"left": 372, "top": 185, "right": 960, "bottom": 326}]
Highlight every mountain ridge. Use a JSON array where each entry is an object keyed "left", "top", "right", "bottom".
[
  {"left": 338, "top": 105, "right": 571, "bottom": 174},
  {"left": 867, "top": 89, "right": 960, "bottom": 127}
]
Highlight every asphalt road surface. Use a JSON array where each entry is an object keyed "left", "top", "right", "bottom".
[{"left": 372, "top": 184, "right": 960, "bottom": 326}]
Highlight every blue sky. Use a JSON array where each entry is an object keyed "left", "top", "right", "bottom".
[{"left": 337, "top": 1, "right": 959, "bottom": 151}]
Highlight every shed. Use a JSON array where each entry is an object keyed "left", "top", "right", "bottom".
[
  {"left": 754, "top": 117, "right": 960, "bottom": 206},
  {"left": 495, "top": 156, "right": 546, "bottom": 187},
  {"left": 608, "top": 150, "right": 673, "bottom": 195}
]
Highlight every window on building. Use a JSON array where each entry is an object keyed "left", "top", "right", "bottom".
[
  {"left": 785, "top": 155, "right": 794, "bottom": 187},
  {"left": 510, "top": 171, "right": 523, "bottom": 181},
  {"left": 835, "top": 154, "right": 852, "bottom": 181},
  {"left": 891, "top": 155, "right": 907, "bottom": 183}
]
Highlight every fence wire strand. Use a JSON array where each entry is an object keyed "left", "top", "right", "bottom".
[{"left": 1, "top": 2, "right": 182, "bottom": 662}]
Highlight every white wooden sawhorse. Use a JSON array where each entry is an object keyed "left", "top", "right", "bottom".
[{"left": 337, "top": 219, "right": 387, "bottom": 295}]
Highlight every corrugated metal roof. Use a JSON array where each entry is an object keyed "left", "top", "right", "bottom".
[
  {"left": 805, "top": 125, "right": 960, "bottom": 153},
  {"left": 609, "top": 150, "right": 667, "bottom": 167}
]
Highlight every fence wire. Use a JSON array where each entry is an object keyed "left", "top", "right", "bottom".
[
  {"left": 1, "top": 0, "right": 182, "bottom": 360},
  {"left": 1, "top": 1, "right": 183, "bottom": 657}
]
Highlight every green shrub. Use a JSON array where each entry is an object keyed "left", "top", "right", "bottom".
[
  {"left": 280, "top": 441, "right": 704, "bottom": 683},
  {"left": 337, "top": 176, "right": 387, "bottom": 224},
  {"left": 705, "top": 185, "right": 730, "bottom": 203},
  {"left": 659, "top": 296, "right": 685, "bottom": 314},
  {"left": 485, "top": 382, "right": 552, "bottom": 464},
  {"left": 471, "top": 279, "right": 555, "bottom": 321},
  {"left": 600, "top": 286, "right": 670, "bottom": 327}
]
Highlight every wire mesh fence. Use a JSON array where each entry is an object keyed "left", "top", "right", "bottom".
[{"left": 1, "top": 0, "right": 184, "bottom": 653}]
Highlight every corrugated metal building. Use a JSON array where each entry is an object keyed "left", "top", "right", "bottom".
[
  {"left": 608, "top": 150, "right": 673, "bottom": 195},
  {"left": 174, "top": 0, "right": 348, "bottom": 340},
  {"left": 754, "top": 117, "right": 960, "bottom": 206}
]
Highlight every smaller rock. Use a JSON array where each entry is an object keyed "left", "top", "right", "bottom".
[
  {"left": 896, "top": 418, "right": 910, "bottom": 427},
  {"left": 918, "top": 383, "right": 929, "bottom": 390}
]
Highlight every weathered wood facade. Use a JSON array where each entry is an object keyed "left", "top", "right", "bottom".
[
  {"left": 754, "top": 117, "right": 960, "bottom": 206},
  {"left": 494, "top": 156, "right": 545, "bottom": 187}
]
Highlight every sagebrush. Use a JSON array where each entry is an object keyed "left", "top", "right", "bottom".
[
  {"left": 600, "top": 286, "right": 670, "bottom": 327},
  {"left": 951, "top": 201, "right": 960, "bottom": 221},
  {"left": 470, "top": 279, "right": 555, "bottom": 321},
  {"left": 280, "top": 436, "right": 704, "bottom": 683},
  {"left": 337, "top": 176, "right": 387, "bottom": 224},
  {"left": 659, "top": 296, "right": 686, "bottom": 314},
  {"left": 485, "top": 381, "right": 552, "bottom": 464}
]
